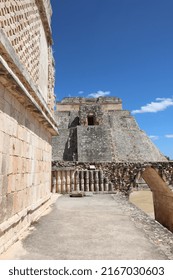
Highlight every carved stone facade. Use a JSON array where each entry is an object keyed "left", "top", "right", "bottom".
[
  {"left": 0, "top": 0, "right": 58, "bottom": 253},
  {"left": 53, "top": 97, "right": 167, "bottom": 162},
  {"left": 79, "top": 104, "right": 104, "bottom": 126}
]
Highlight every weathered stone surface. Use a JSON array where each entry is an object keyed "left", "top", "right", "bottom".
[
  {"left": 77, "top": 126, "right": 112, "bottom": 162},
  {"left": 1, "top": 194, "right": 173, "bottom": 260},
  {"left": 70, "top": 192, "right": 84, "bottom": 197},
  {"left": 53, "top": 97, "right": 166, "bottom": 162},
  {"left": 52, "top": 161, "right": 173, "bottom": 194},
  {"left": 52, "top": 161, "right": 173, "bottom": 233},
  {"left": 0, "top": 0, "right": 57, "bottom": 254}
]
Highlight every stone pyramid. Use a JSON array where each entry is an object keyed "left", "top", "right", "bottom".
[{"left": 52, "top": 97, "right": 167, "bottom": 162}]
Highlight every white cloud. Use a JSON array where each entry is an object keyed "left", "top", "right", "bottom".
[
  {"left": 132, "top": 97, "right": 173, "bottom": 114},
  {"left": 78, "top": 91, "right": 84, "bottom": 95},
  {"left": 165, "top": 134, "right": 173, "bottom": 138},
  {"left": 149, "top": 135, "right": 159, "bottom": 140},
  {"left": 88, "top": 90, "right": 110, "bottom": 98}
]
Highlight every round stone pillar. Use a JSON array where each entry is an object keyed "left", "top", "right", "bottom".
[
  {"left": 76, "top": 170, "right": 80, "bottom": 192},
  {"left": 61, "top": 170, "right": 66, "bottom": 193},
  {"left": 95, "top": 171, "right": 99, "bottom": 192},
  {"left": 85, "top": 171, "right": 89, "bottom": 192},
  {"left": 80, "top": 170, "right": 84, "bottom": 191},
  {"left": 71, "top": 170, "right": 75, "bottom": 192},
  {"left": 99, "top": 170, "right": 104, "bottom": 192},
  {"left": 66, "top": 170, "right": 70, "bottom": 193},
  {"left": 57, "top": 171, "right": 62, "bottom": 193},
  {"left": 90, "top": 171, "right": 94, "bottom": 192}
]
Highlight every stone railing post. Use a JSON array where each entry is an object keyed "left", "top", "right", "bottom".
[
  {"left": 95, "top": 171, "right": 99, "bottom": 192},
  {"left": 61, "top": 170, "right": 66, "bottom": 193},
  {"left": 85, "top": 171, "right": 89, "bottom": 192},
  {"left": 76, "top": 170, "right": 80, "bottom": 192},
  {"left": 57, "top": 170, "right": 62, "bottom": 193},
  {"left": 90, "top": 171, "right": 94, "bottom": 192},
  {"left": 99, "top": 170, "right": 104, "bottom": 192},
  {"left": 66, "top": 170, "right": 70, "bottom": 193},
  {"left": 104, "top": 177, "right": 109, "bottom": 192},
  {"left": 52, "top": 171, "right": 56, "bottom": 193},
  {"left": 80, "top": 170, "right": 84, "bottom": 191},
  {"left": 71, "top": 171, "right": 75, "bottom": 192}
]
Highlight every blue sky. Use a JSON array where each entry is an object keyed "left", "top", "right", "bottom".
[{"left": 51, "top": 0, "right": 173, "bottom": 159}]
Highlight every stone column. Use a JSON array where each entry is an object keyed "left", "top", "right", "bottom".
[
  {"left": 80, "top": 170, "right": 84, "bottom": 191},
  {"left": 95, "top": 171, "right": 99, "bottom": 192},
  {"left": 57, "top": 171, "right": 62, "bottom": 193},
  {"left": 99, "top": 170, "right": 104, "bottom": 192},
  {"left": 109, "top": 182, "right": 113, "bottom": 192},
  {"left": 66, "top": 170, "right": 70, "bottom": 193},
  {"left": 61, "top": 170, "right": 66, "bottom": 193},
  {"left": 85, "top": 171, "right": 89, "bottom": 192},
  {"left": 71, "top": 170, "right": 75, "bottom": 192},
  {"left": 90, "top": 171, "right": 94, "bottom": 192},
  {"left": 76, "top": 170, "right": 80, "bottom": 192},
  {"left": 52, "top": 172, "right": 56, "bottom": 193},
  {"left": 104, "top": 177, "right": 109, "bottom": 192}
]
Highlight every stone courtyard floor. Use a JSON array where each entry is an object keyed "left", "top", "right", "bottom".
[{"left": 1, "top": 194, "right": 173, "bottom": 260}]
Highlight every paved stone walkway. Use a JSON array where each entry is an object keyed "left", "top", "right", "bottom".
[{"left": 1, "top": 194, "right": 173, "bottom": 259}]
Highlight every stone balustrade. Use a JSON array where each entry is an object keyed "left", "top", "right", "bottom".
[
  {"left": 52, "top": 169, "right": 116, "bottom": 194},
  {"left": 52, "top": 161, "right": 173, "bottom": 233}
]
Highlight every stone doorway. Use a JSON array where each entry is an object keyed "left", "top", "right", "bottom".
[{"left": 87, "top": 115, "right": 94, "bottom": 125}]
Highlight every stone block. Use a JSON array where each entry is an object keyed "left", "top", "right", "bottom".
[
  {"left": 0, "top": 114, "right": 4, "bottom": 136},
  {"left": 12, "top": 192, "right": 18, "bottom": 215},
  {"left": 17, "top": 126, "right": 25, "bottom": 141},
  {"left": 0, "top": 132, "right": 4, "bottom": 153},
  {"left": 70, "top": 191, "right": 84, "bottom": 197},
  {"left": 0, "top": 195, "right": 7, "bottom": 223},
  {"left": 1, "top": 175, "right": 8, "bottom": 196},
  {"left": 0, "top": 90, "right": 5, "bottom": 111},
  {"left": 7, "top": 155, "right": 13, "bottom": 175},
  {"left": 0, "top": 152, "right": 2, "bottom": 173},
  {"left": 15, "top": 174, "right": 23, "bottom": 191},
  {"left": 2, "top": 134, "right": 10, "bottom": 156},
  {"left": 6, "top": 193, "right": 13, "bottom": 219},
  {"left": 7, "top": 174, "right": 15, "bottom": 194}
]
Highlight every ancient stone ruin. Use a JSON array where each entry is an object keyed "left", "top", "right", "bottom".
[
  {"left": 0, "top": 0, "right": 58, "bottom": 254},
  {"left": 52, "top": 97, "right": 173, "bottom": 233},
  {"left": 0, "top": 0, "right": 173, "bottom": 255},
  {"left": 52, "top": 97, "right": 166, "bottom": 162}
]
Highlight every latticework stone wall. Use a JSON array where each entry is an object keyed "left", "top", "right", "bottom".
[
  {"left": 0, "top": 0, "right": 58, "bottom": 254},
  {"left": 0, "top": 0, "right": 41, "bottom": 84},
  {"left": 0, "top": 0, "right": 55, "bottom": 109}
]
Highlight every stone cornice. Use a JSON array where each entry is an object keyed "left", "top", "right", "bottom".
[{"left": 35, "top": 0, "right": 53, "bottom": 45}]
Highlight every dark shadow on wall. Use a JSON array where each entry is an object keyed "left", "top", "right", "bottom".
[
  {"left": 63, "top": 128, "right": 77, "bottom": 161},
  {"left": 68, "top": 117, "right": 79, "bottom": 128}
]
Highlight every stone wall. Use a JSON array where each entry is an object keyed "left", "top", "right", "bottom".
[
  {"left": 56, "top": 97, "right": 122, "bottom": 112},
  {"left": 109, "top": 111, "right": 166, "bottom": 162},
  {"left": 79, "top": 104, "right": 103, "bottom": 125},
  {"left": 0, "top": 0, "right": 55, "bottom": 110},
  {"left": 77, "top": 126, "right": 113, "bottom": 162},
  {"left": 0, "top": 0, "right": 58, "bottom": 254},
  {"left": 0, "top": 85, "right": 54, "bottom": 253}
]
